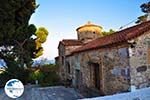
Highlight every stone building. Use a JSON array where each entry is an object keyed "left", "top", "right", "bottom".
[{"left": 55, "top": 21, "right": 150, "bottom": 96}]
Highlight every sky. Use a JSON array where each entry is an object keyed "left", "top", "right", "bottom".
[{"left": 29, "top": 0, "right": 149, "bottom": 60}]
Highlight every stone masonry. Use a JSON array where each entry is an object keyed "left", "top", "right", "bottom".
[{"left": 55, "top": 21, "right": 150, "bottom": 97}]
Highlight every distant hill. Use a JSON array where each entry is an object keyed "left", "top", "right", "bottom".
[
  {"left": 0, "top": 59, "right": 55, "bottom": 67},
  {"left": 32, "top": 59, "right": 55, "bottom": 67}
]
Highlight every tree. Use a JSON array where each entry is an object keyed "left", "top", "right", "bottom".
[
  {"left": 0, "top": 0, "right": 36, "bottom": 67},
  {"left": 136, "top": 2, "right": 150, "bottom": 24},
  {"left": 0, "top": 0, "right": 48, "bottom": 85},
  {"left": 140, "top": 1, "right": 150, "bottom": 13},
  {"left": 29, "top": 69, "right": 44, "bottom": 84},
  {"left": 0, "top": 0, "right": 48, "bottom": 67},
  {"left": 35, "top": 27, "right": 49, "bottom": 58},
  {"left": 136, "top": 14, "right": 148, "bottom": 24},
  {"left": 102, "top": 29, "right": 115, "bottom": 36}
]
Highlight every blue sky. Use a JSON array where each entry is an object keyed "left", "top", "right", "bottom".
[{"left": 29, "top": 0, "right": 148, "bottom": 60}]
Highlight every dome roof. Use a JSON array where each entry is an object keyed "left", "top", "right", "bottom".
[{"left": 76, "top": 21, "right": 102, "bottom": 32}]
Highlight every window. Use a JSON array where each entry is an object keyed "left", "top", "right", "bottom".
[
  {"left": 81, "top": 38, "right": 85, "bottom": 41},
  {"left": 92, "top": 63, "right": 100, "bottom": 90},
  {"left": 61, "top": 56, "right": 64, "bottom": 65},
  {"left": 66, "top": 62, "right": 71, "bottom": 74}
]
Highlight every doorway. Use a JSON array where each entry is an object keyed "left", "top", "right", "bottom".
[
  {"left": 93, "top": 63, "right": 100, "bottom": 90},
  {"left": 75, "top": 69, "right": 80, "bottom": 88}
]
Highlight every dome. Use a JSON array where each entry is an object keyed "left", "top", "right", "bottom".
[
  {"left": 76, "top": 21, "right": 102, "bottom": 32},
  {"left": 76, "top": 21, "right": 103, "bottom": 43}
]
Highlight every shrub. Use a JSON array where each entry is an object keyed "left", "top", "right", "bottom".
[
  {"left": 28, "top": 69, "right": 44, "bottom": 84},
  {"left": 38, "top": 64, "right": 60, "bottom": 87},
  {"left": 0, "top": 67, "right": 31, "bottom": 87},
  {"left": 40, "top": 71, "right": 60, "bottom": 87}
]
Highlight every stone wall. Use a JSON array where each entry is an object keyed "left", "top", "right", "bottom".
[
  {"left": 58, "top": 44, "right": 82, "bottom": 81},
  {"left": 129, "top": 31, "right": 150, "bottom": 89},
  {"left": 59, "top": 31, "right": 150, "bottom": 92},
  {"left": 77, "top": 31, "right": 101, "bottom": 43},
  {"left": 58, "top": 43, "right": 67, "bottom": 81},
  {"left": 66, "top": 54, "right": 83, "bottom": 87},
  {"left": 66, "top": 43, "right": 130, "bottom": 96},
  {"left": 102, "top": 47, "right": 130, "bottom": 95},
  {"left": 65, "top": 45, "right": 82, "bottom": 55}
]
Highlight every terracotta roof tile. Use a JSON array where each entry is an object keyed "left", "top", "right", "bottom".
[
  {"left": 72, "top": 20, "right": 150, "bottom": 54},
  {"left": 60, "top": 39, "right": 83, "bottom": 46}
]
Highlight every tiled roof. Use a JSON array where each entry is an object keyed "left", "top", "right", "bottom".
[
  {"left": 72, "top": 20, "right": 150, "bottom": 54},
  {"left": 60, "top": 39, "right": 83, "bottom": 46}
]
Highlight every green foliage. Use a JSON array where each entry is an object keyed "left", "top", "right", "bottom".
[
  {"left": 35, "top": 27, "right": 49, "bottom": 58},
  {"left": 36, "top": 27, "right": 49, "bottom": 43},
  {"left": 140, "top": 1, "right": 150, "bottom": 13},
  {"left": 0, "top": 0, "right": 49, "bottom": 86},
  {"left": 136, "top": 2, "right": 150, "bottom": 24},
  {"left": 0, "top": 0, "right": 48, "bottom": 66},
  {"left": 0, "top": 63, "right": 60, "bottom": 87},
  {"left": 0, "top": 66, "right": 31, "bottom": 86},
  {"left": 42, "top": 63, "right": 57, "bottom": 68},
  {"left": 102, "top": 29, "right": 115, "bottom": 36},
  {"left": 0, "top": 0, "right": 38, "bottom": 67},
  {"left": 29, "top": 69, "right": 44, "bottom": 81},
  {"left": 27, "top": 63, "right": 60, "bottom": 87},
  {"left": 40, "top": 71, "right": 60, "bottom": 87},
  {"left": 38, "top": 64, "right": 60, "bottom": 87},
  {"left": 135, "top": 14, "right": 148, "bottom": 24}
]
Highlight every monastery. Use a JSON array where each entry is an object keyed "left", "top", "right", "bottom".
[{"left": 55, "top": 21, "right": 150, "bottom": 96}]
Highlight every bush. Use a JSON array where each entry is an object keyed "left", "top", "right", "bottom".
[
  {"left": 28, "top": 69, "right": 44, "bottom": 84},
  {"left": 0, "top": 67, "right": 31, "bottom": 87},
  {"left": 0, "top": 63, "right": 60, "bottom": 87},
  {"left": 37, "top": 64, "right": 60, "bottom": 87},
  {"left": 39, "top": 71, "right": 60, "bottom": 87}
]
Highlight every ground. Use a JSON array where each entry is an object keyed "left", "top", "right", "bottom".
[
  {"left": 0, "top": 85, "right": 82, "bottom": 100},
  {"left": 81, "top": 87, "right": 150, "bottom": 100},
  {"left": 1, "top": 85, "right": 150, "bottom": 100}
]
